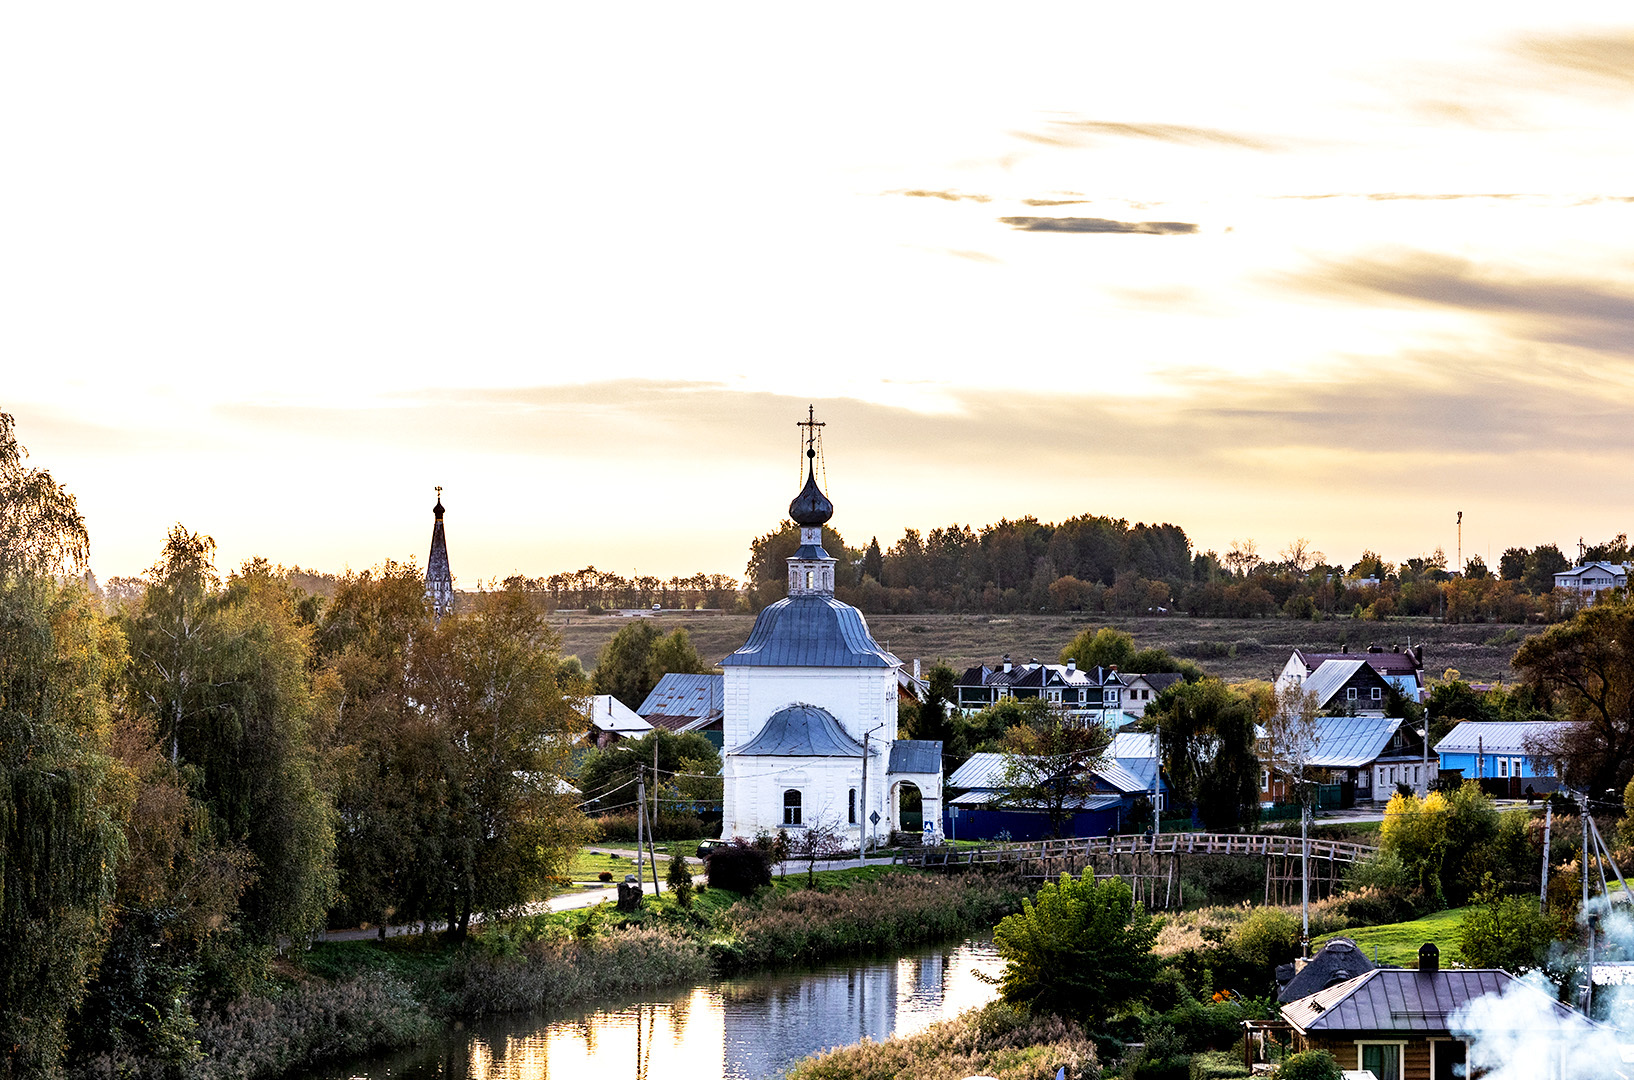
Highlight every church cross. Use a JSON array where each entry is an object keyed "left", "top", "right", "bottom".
[
  {"left": 796, "top": 404, "right": 825, "bottom": 456},
  {"left": 436, "top": 485, "right": 443, "bottom": 500}
]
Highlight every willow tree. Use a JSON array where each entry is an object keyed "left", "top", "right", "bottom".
[{"left": 0, "top": 413, "right": 125, "bottom": 1079}]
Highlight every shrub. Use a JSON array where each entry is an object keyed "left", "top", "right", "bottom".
[
  {"left": 1275, "top": 1049, "right": 1341, "bottom": 1080},
  {"left": 706, "top": 839, "right": 772, "bottom": 895},
  {"left": 189, "top": 974, "right": 433, "bottom": 1080},
  {"left": 666, "top": 852, "right": 694, "bottom": 908},
  {"left": 1226, "top": 908, "right": 1300, "bottom": 970},
  {"left": 591, "top": 810, "right": 710, "bottom": 842},
  {"left": 439, "top": 927, "right": 709, "bottom": 1018},
  {"left": 1190, "top": 1049, "right": 1251, "bottom": 1079}
]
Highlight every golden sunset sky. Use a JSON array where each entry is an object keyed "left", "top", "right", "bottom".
[{"left": 6, "top": 6, "right": 1633, "bottom": 583}]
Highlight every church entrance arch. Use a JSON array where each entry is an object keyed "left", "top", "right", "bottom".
[{"left": 890, "top": 780, "right": 923, "bottom": 834}]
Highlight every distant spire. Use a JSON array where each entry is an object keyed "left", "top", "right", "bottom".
[{"left": 426, "top": 487, "right": 453, "bottom": 618}]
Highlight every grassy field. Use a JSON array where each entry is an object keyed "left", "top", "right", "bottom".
[
  {"left": 549, "top": 611, "right": 1543, "bottom": 685},
  {"left": 1314, "top": 906, "right": 1470, "bottom": 966}
]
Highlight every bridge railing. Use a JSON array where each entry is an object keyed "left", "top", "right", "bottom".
[{"left": 895, "top": 831, "right": 1378, "bottom": 870}]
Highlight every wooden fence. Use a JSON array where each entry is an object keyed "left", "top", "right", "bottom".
[{"left": 895, "top": 832, "right": 1379, "bottom": 911}]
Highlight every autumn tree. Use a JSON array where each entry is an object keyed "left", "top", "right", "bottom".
[
  {"left": 413, "top": 584, "right": 589, "bottom": 938},
  {"left": 995, "top": 707, "right": 1112, "bottom": 837},
  {"left": 120, "top": 531, "right": 336, "bottom": 954},
  {"left": 1513, "top": 598, "right": 1634, "bottom": 794}
]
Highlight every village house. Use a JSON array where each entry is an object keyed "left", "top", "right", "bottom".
[
  {"left": 951, "top": 656, "right": 1125, "bottom": 728},
  {"left": 1432, "top": 720, "right": 1573, "bottom": 794},
  {"left": 1552, "top": 560, "right": 1629, "bottom": 600},
  {"left": 584, "top": 694, "right": 653, "bottom": 748},
  {"left": 1275, "top": 943, "right": 1583, "bottom": 1080},
  {"left": 1259, "top": 715, "right": 1433, "bottom": 806},
  {"left": 1119, "top": 671, "right": 1183, "bottom": 717},
  {"left": 944, "top": 731, "right": 1166, "bottom": 841},
  {"left": 1277, "top": 645, "right": 1425, "bottom": 703},
  {"left": 637, "top": 672, "right": 725, "bottom": 749}
]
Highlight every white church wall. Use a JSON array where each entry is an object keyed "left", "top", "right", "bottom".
[
  {"left": 723, "top": 666, "right": 897, "bottom": 752},
  {"left": 721, "top": 749, "right": 891, "bottom": 842}
]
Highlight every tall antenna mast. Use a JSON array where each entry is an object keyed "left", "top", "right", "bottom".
[{"left": 1456, "top": 510, "right": 1462, "bottom": 575}]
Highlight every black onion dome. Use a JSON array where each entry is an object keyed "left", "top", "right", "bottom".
[
  {"left": 788, "top": 463, "right": 833, "bottom": 526},
  {"left": 433, "top": 497, "right": 445, "bottom": 519}
]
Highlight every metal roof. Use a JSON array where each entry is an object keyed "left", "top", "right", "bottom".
[
  {"left": 733, "top": 703, "right": 864, "bottom": 757},
  {"left": 947, "top": 751, "right": 1008, "bottom": 789},
  {"left": 1271, "top": 715, "right": 1403, "bottom": 769},
  {"left": 1295, "top": 648, "right": 1422, "bottom": 677},
  {"left": 1111, "top": 732, "right": 1156, "bottom": 759},
  {"left": 1283, "top": 967, "right": 1575, "bottom": 1035},
  {"left": 887, "top": 740, "right": 942, "bottom": 775},
  {"left": 1434, "top": 720, "right": 1576, "bottom": 757},
  {"left": 1300, "top": 659, "right": 1371, "bottom": 708},
  {"left": 636, "top": 673, "right": 724, "bottom": 722},
  {"left": 584, "top": 695, "right": 654, "bottom": 734},
  {"left": 720, "top": 595, "right": 900, "bottom": 669},
  {"left": 1094, "top": 760, "right": 1151, "bottom": 794},
  {"left": 950, "top": 790, "right": 1121, "bottom": 810}
]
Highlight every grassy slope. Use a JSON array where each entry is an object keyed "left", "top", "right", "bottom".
[
  {"left": 1313, "top": 906, "right": 1470, "bottom": 966},
  {"left": 549, "top": 612, "right": 1539, "bottom": 685}
]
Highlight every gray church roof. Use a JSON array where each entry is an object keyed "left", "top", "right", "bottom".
[
  {"left": 720, "top": 595, "right": 901, "bottom": 668},
  {"left": 887, "top": 740, "right": 942, "bottom": 774},
  {"left": 735, "top": 704, "right": 865, "bottom": 757}
]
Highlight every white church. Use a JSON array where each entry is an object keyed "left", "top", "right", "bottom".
[{"left": 719, "top": 416, "right": 942, "bottom": 848}]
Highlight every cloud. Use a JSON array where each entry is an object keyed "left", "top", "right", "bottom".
[
  {"left": 888, "top": 189, "right": 991, "bottom": 203},
  {"left": 1011, "top": 117, "right": 1288, "bottom": 151},
  {"left": 943, "top": 249, "right": 1002, "bottom": 264},
  {"left": 1022, "top": 197, "right": 1090, "bottom": 207},
  {"left": 1278, "top": 193, "right": 1529, "bottom": 202},
  {"left": 1515, "top": 30, "right": 1634, "bottom": 92},
  {"left": 1000, "top": 216, "right": 1198, "bottom": 235},
  {"left": 1281, "top": 249, "right": 1634, "bottom": 354}
]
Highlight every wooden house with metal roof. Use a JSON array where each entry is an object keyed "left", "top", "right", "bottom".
[{"left": 1276, "top": 944, "right": 1585, "bottom": 1080}]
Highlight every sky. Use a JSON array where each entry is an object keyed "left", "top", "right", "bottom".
[{"left": 5, "top": 5, "right": 1634, "bottom": 584}]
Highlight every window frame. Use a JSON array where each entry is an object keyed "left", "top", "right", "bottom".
[
  {"left": 783, "top": 788, "right": 803, "bottom": 827},
  {"left": 1355, "top": 1040, "right": 1406, "bottom": 1080}
]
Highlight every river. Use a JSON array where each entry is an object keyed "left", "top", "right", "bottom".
[{"left": 315, "top": 936, "right": 1003, "bottom": 1080}]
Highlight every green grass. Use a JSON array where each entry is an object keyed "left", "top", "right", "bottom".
[{"left": 1313, "top": 906, "right": 1470, "bottom": 966}]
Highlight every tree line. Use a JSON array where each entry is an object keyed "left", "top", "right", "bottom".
[{"left": 0, "top": 415, "right": 587, "bottom": 1079}]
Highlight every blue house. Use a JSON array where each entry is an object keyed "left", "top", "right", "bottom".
[
  {"left": 942, "top": 733, "right": 1166, "bottom": 841},
  {"left": 1433, "top": 720, "right": 1575, "bottom": 791}
]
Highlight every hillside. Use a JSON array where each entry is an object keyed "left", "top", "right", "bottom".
[{"left": 549, "top": 611, "right": 1542, "bottom": 685}]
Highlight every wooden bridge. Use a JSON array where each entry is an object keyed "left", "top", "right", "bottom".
[{"left": 894, "top": 832, "right": 1379, "bottom": 911}]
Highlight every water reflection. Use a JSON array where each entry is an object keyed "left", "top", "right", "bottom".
[{"left": 322, "top": 937, "right": 1001, "bottom": 1080}]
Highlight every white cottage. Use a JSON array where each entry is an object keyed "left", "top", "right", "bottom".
[{"left": 719, "top": 426, "right": 942, "bottom": 848}]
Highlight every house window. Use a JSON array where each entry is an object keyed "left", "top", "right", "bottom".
[
  {"left": 1262, "top": 769, "right": 1270, "bottom": 791},
  {"left": 1371, "top": 687, "right": 1383, "bottom": 700},
  {"left": 1104, "top": 690, "right": 1117, "bottom": 704},
  {"left": 783, "top": 789, "right": 803, "bottom": 827},
  {"left": 848, "top": 788, "right": 857, "bottom": 825},
  {"left": 1358, "top": 1042, "right": 1403, "bottom": 1080},
  {"left": 1513, "top": 757, "right": 1524, "bottom": 778},
  {"left": 1347, "top": 687, "right": 1358, "bottom": 700}
]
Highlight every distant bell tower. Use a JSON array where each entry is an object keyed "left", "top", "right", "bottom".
[
  {"left": 787, "top": 405, "right": 837, "bottom": 597},
  {"left": 426, "top": 487, "right": 454, "bottom": 618}
]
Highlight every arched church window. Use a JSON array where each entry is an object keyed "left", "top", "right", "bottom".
[
  {"left": 783, "top": 788, "right": 803, "bottom": 826},
  {"left": 849, "top": 788, "right": 857, "bottom": 824},
  {"left": 805, "top": 570, "right": 814, "bottom": 589}
]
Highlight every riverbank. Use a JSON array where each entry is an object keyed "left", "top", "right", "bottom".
[
  {"left": 786, "top": 1001, "right": 1100, "bottom": 1080},
  {"left": 71, "top": 866, "right": 1030, "bottom": 1080}
]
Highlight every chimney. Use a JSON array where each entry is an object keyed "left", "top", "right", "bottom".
[
  {"left": 1418, "top": 942, "right": 1439, "bottom": 974},
  {"left": 1414, "top": 644, "right": 1424, "bottom": 666},
  {"left": 1067, "top": 659, "right": 1077, "bottom": 673},
  {"left": 1002, "top": 654, "right": 1011, "bottom": 673},
  {"left": 913, "top": 658, "right": 921, "bottom": 681}
]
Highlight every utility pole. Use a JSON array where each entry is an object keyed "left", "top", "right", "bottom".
[
  {"left": 1301, "top": 780, "right": 1311, "bottom": 958},
  {"left": 1540, "top": 799, "right": 1552, "bottom": 911},
  {"left": 1419, "top": 710, "right": 1431, "bottom": 798},
  {"left": 636, "top": 767, "right": 646, "bottom": 890},
  {"left": 1152, "top": 720, "right": 1161, "bottom": 853},
  {"left": 653, "top": 736, "right": 660, "bottom": 827},
  {"left": 1582, "top": 787, "right": 1594, "bottom": 1015},
  {"left": 860, "top": 723, "right": 882, "bottom": 863}
]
